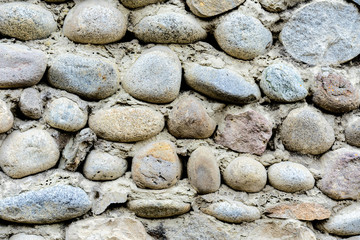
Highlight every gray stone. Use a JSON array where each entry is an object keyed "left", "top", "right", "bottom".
[
  {"left": 123, "top": 46, "right": 181, "bottom": 103},
  {"left": 260, "top": 63, "right": 308, "bottom": 102},
  {"left": 0, "top": 129, "right": 60, "bottom": 179},
  {"left": 120, "top": 0, "right": 166, "bottom": 8},
  {"left": 134, "top": 12, "right": 207, "bottom": 44},
  {"left": 10, "top": 233, "right": 45, "bottom": 240},
  {"left": 345, "top": 118, "right": 360, "bottom": 147},
  {"left": 47, "top": 54, "right": 120, "bottom": 100},
  {"left": 128, "top": 199, "right": 190, "bottom": 218},
  {"left": 187, "top": 0, "right": 245, "bottom": 18},
  {"left": 0, "top": 2, "right": 57, "bottom": 40},
  {"left": 353, "top": 0, "right": 360, "bottom": 6},
  {"left": 280, "top": 1, "right": 360, "bottom": 65},
  {"left": 0, "top": 185, "right": 91, "bottom": 224},
  {"left": 19, "top": 88, "right": 42, "bottom": 119},
  {"left": 214, "top": 12, "right": 272, "bottom": 60},
  {"left": 259, "top": 0, "right": 305, "bottom": 12},
  {"left": 45, "top": 0, "right": 67, "bottom": 2},
  {"left": 184, "top": 63, "right": 261, "bottom": 104},
  {"left": 0, "top": 100, "right": 13, "bottom": 133}
]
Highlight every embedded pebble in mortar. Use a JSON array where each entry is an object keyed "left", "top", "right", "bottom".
[
  {"left": 214, "top": 12, "right": 272, "bottom": 60},
  {"left": 9, "top": 233, "right": 45, "bottom": 240},
  {"left": 168, "top": 96, "right": 216, "bottom": 139},
  {"left": 0, "top": 44, "right": 47, "bottom": 88},
  {"left": 0, "top": 128, "right": 59, "bottom": 178},
  {"left": 184, "top": 63, "right": 261, "bottom": 104},
  {"left": 83, "top": 150, "right": 127, "bottom": 181},
  {"left": 89, "top": 107, "right": 164, "bottom": 142},
  {"left": 186, "top": 0, "right": 245, "bottom": 18},
  {"left": 128, "top": 199, "right": 190, "bottom": 218},
  {"left": 47, "top": 54, "right": 120, "bottom": 100},
  {"left": 345, "top": 118, "right": 360, "bottom": 147},
  {"left": 280, "top": 1, "right": 360, "bottom": 65},
  {"left": 259, "top": 0, "right": 305, "bottom": 12},
  {"left": 0, "top": 100, "right": 13, "bottom": 133},
  {"left": 268, "top": 162, "right": 315, "bottom": 193},
  {"left": 187, "top": 146, "right": 220, "bottom": 194},
  {"left": 120, "top": 0, "right": 166, "bottom": 8},
  {"left": 260, "top": 63, "right": 308, "bottom": 102},
  {"left": 0, "top": 185, "right": 91, "bottom": 224},
  {"left": 134, "top": 12, "right": 207, "bottom": 44},
  {"left": 280, "top": 107, "right": 335, "bottom": 155},
  {"left": 123, "top": 46, "right": 181, "bottom": 103},
  {"left": 131, "top": 140, "right": 181, "bottom": 189},
  {"left": 223, "top": 156, "right": 267, "bottom": 193},
  {"left": 266, "top": 203, "right": 331, "bottom": 221},
  {"left": 63, "top": 1, "right": 127, "bottom": 44},
  {"left": 19, "top": 88, "right": 42, "bottom": 119},
  {"left": 44, "top": 97, "right": 88, "bottom": 132}
]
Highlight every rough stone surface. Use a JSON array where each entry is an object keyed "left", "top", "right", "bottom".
[
  {"left": 266, "top": 203, "right": 331, "bottom": 221},
  {"left": 123, "top": 46, "right": 181, "bottom": 103},
  {"left": 214, "top": 12, "right": 272, "bottom": 60},
  {"left": 280, "top": 107, "right": 335, "bottom": 155},
  {"left": 134, "top": 12, "right": 207, "bottom": 44},
  {"left": 10, "top": 233, "right": 45, "bottom": 240},
  {"left": 345, "top": 118, "right": 360, "bottom": 147},
  {"left": 215, "top": 110, "right": 272, "bottom": 155},
  {"left": 45, "top": 0, "right": 67, "bottom": 2},
  {"left": 48, "top": 54, "right": 120, "bottom": 100},
  {"left": 121, "top": 0, "right": 166, "bottom": 8},
  {"left": 0, "top": 99, "right": 13, "bottom": 133},
  {"left": 186, "top": 0, "right": 245, "bottom": 18},
  {"left": 0, "top": 129, "right": 59, "bottom": 179},
  {"left": 224, "top": 156, "right": 267, "bottom": 193},
  {"left": 0, "top": 185, "right": 91, "bottom": 224},
  {"left": 184, "top": 63, "right": 261, "bottom": 104},
  {"left": 259, "top": 0, "right": 305, "bottom": 12},
  {"left": 89, "top": 107, "right": 164, "bottom": 142},
  {"left": 0, "top": 2, "right": 57, "bottom": 40},
  {"left": 128, "top": 199, "right": 190, "bottom": 218},
  {"left": 131, "top": 140, "right": 181, "bottom": 189},
  {"left": 19, "top": 88, "right": 42, "bottom": 119},
  {"left": 268, "top": 162, "right": 315, "bottom": 193},
  {"left": 280, "top": 1, "right": 360, "bottom": 65}
]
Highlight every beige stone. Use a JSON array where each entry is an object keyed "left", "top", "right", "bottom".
[
  {"left": 0, "top": 99, "right": 13, "bottom": 133},
  {"left": 128, "top": 199, "right": 190, "bottom": 218},
  {"left": 187, "top": 0, "right": 245, "bottom": 17},
  {"left": 266, "top": 203, "right": 331, "bottom": 221}
]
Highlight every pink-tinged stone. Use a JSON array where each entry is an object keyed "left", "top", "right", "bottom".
[{"left": 266, "top": 203, "right": 331, "bottom": 221}]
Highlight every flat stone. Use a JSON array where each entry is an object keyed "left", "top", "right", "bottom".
[
  {"left": 0, "top": 185, "right": 91, "bottom": 224},
  {"left": 83, "top": 150, "right": 127, "bottom": 181},
  {"left": 187, "top": 146, "right": 220, "bottom": 194},
  {"left": 89, "top": 107, "right": 164, "bottom": 142},
  {"left": 268, "top": 162, "right": 315, "bottom": 193},
  {"left": 47, "top": 54, "right": 120, "bottom": 100},
  {"left": 215, "top": 110, "right": 272, "bottom": 155},
  {"left": 123, "top": 46, "right": 181, "bottom": 103},
  {"left": 224, "top": 156, "right": 267, "bottom": 193},
  {"left": 280, "top": 1, "right": 360, "bottom": 65},
  {"left": 19, "top": 88, "right": 42, "bottom": 119},
  {"left": 10, "top": 233, "right": 45, "bottom": 240},
  {"left": 120, "top": 0, "right": 166, "bottom": 8},
  {"left": 134, "top": 12, "right": 207, "bottom": 44},
  {"left": 259, "top": 0, "right": 305, "bottom": 12},
  {"left": 128, "top": 199, "right": 190, "bottom": 218},
  {"left": 0, "top": 129, "right": 59, "bottom": 179},
  {"left": 63, "top": 1, "right": 127, "bottom": 44},
  {"left": 131, "top": 140, "right": 181, "bottom": 189},
  {"left": 168, "top": 96, "right": 216, "bottom": 139},
  {"left": 214, "top": 12, "right": 272, "bottom": 60},
  {"left": 266, "top": 203, "right": 331, "bottom": 221},
  {"left": 260, "top": 63, "right": 308, "bottom": 102},
  {"left": 280, "top": 107, "right": 335, "bottom": 155},
  {"left": 0, "top": 100, "right": 13, "bottom": 133},
  {"left": 186, "top": 0, "right": 245, "bottom": 18},
  {"left": 0, "top": 44, "right": 47, "bottom": 88},
  {"left": 184, "top": 63, "right": 261, "bottom": 104},
  {"left": 345, "top": 118, "right": 360, "bottom": 147}
]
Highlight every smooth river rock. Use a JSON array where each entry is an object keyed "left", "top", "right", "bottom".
[
  {"left": 266, "top": 203, "right": 331, "bottom": 221},
  {"left": 187, "top": 0, "right": 245, "bottom": 18},
  {"left": 345, "top": 118, "right": 360, "bottom": 147},
  {"left": 0, "top": 100, "right": 13, "bottom": 133},
  {"left": 120, "top": 0, "right": 166, "bottom": 8},
  {"left": 19, "top": 88, "right": 43, "bottom": 119},
  {"left": 128, "top": 199, "right": 190, "bottom": 218}
]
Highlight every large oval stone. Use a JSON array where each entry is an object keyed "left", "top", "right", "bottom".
[
  {"left": 128, "top": 199, "right": 190, "bottom": 218},
  {"left": 0, "top": 100, "right": 13, "bottom": 133}
]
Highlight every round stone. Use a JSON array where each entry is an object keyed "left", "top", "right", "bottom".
[
  {"left": 268, "top": 162, "right": 315, "bottom": 193},
  {"left": 19, "top": 88, "right": 43, "bottom": 120},
  {"left": 0, "top": 2, "right": 57, "bottom": 40},
  {"left": 120, "top": 0, "right": 166, "bottom": 8},
  {"left": 83, "top": 150, "right": 128, "bottom": 181},
  {"left": 280, "top": 107, "right": 335, "bottom": 155},
  {"left": 131, "top": 140, "right": 181, "bottom": 189},
  {"left": 186, "top": 0, "right": 245, "bottom": 18},
  {"left": 123, "top": 46, "right": 182, "bottom": 103},
  {"left": 260, "top": 63, "right": 308, "bottom": 102},
  {"left": 280, "top": 1, "right": 360, "bottom": 65},
  {"left": 63, "top": 1, "right": 127, "bottom": 44},
  {"left": 345, "top": 118, "right": 360, "bottom": 147},
  {"left": 214, "top": 12, "right": 272, "bottom": 60},
  {"left": 0, "top": 100, "right": 13, "bottom": 133},
  {"left": 0, "top": 129, "right": 60, "bottom": 179},
  {"left": 223, "top": 156, "right": 267, "bottom": 193}
]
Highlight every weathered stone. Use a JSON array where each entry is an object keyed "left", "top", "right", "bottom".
[
  {"left": 0, "top": 2, "right": 57, "bottom": 40},
  {"left": 134, "top": 12, "right": 207, "bottom": 44},
  {"left": 215, "top": 110, "right": 272, "bottom": 155},
  {"left": 0, "top": 129, "right": 59, "bottom": 179},
  {"left": 260, "top": 63, "right": 308, "bottom": 102},
  {"left": 121, "top": 0, "right": 166, "bottom": 8},
  {"left": 268, "top": 162, "right": 315, "bottom": 193},
  {"left": 214, "top": 12, "right": 272, "bottom": 60},
  {"left": 128, "top": 199, "right": 190, "bottom": 218},
  {"left": 259, "top": 0, "right": 305, "bottom": 12},
  {"left": 63, "top": 1, "right": 127, "bottom": 44},
  {"left": 0, "top": 44, "right": 47, "bottom": 88},
  {"left": 280, "top": 1, "right": 360, "bottom": 65},
  {"left": 123, "top": 46, "right": 181, "bottom": 103},
  {"left": 0, "top": 185, "right": 91, "bottom": 224},
  {"left": 184, "top": 63, "right": 261, "bottom": 104},
  {"left": 187, "top": 0, "right": 245, "bottom": 18},
  {"left": 19, "top": 88, "right": 42, "bottom": 119},
  {"left": 280, "top": 107, "right": 335, "bottom": 155},
  {"left": 131, "top": 140, "right": 181, "bottom": 189},
  {"left": 48, "top": 54, "right": 120, "bottom": 100},
  {"left": 0, "top": 100, "right": 13, "bottom": 133},
  {"left": 266, "top": 203, "right": 331, "bottom": 221},
  {"left": 89, "top": 107, "right": 164, "bottom": 142},
  {"left": 187, "top": 147, "right": 220, "bottom": 194},
  {"left": 224, "top": 156, "right": 267, "bottom": 192},
  {"left": 92, "top": 185, "right": 128, "bottom": 215},
  {"left": 345, "top": 118, "right": 360, "bottom": 147},
  {"left": 10, "top": 233, "right": 45, "bottom": 240}
]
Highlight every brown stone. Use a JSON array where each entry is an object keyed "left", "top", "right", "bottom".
[
  {"left": 266, "top": 203, "right": 331, "bottom": 221},
  {"left": 345, "top": 118, "right": 360, "bottom": 147},
  {"left": 215, "top": 110, "right": 272, "bottom": 155},
  {"left": 186, "top": 0, "right": 245, "bottom": 18},
  {"left": 128, "top": 199, "right": 190, "bottom": 218}
]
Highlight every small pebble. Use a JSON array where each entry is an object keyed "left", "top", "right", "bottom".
[
  {"left": 0, "top": 100, "right": 13, "bottom": 133},
  {"left": 128, "top": 199, "right": 190, "bottom": 218},
  {"left": 9, "top": 234, "right": 45, "bottom": 240},
  {"left": 345, "top": 118, "right": 360, "bottom": 147},
  {"left": 259, "top": 0, "right": 305, "bottom": 12},
  {"left": 19, "top": 88, "right": 42, "bottom": 119},
  {"left": 186, "top": 0, "right": 245, "bottom": 18},
  {"left": 120, "top": 0, "right": 166, "bottom": 8}
]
